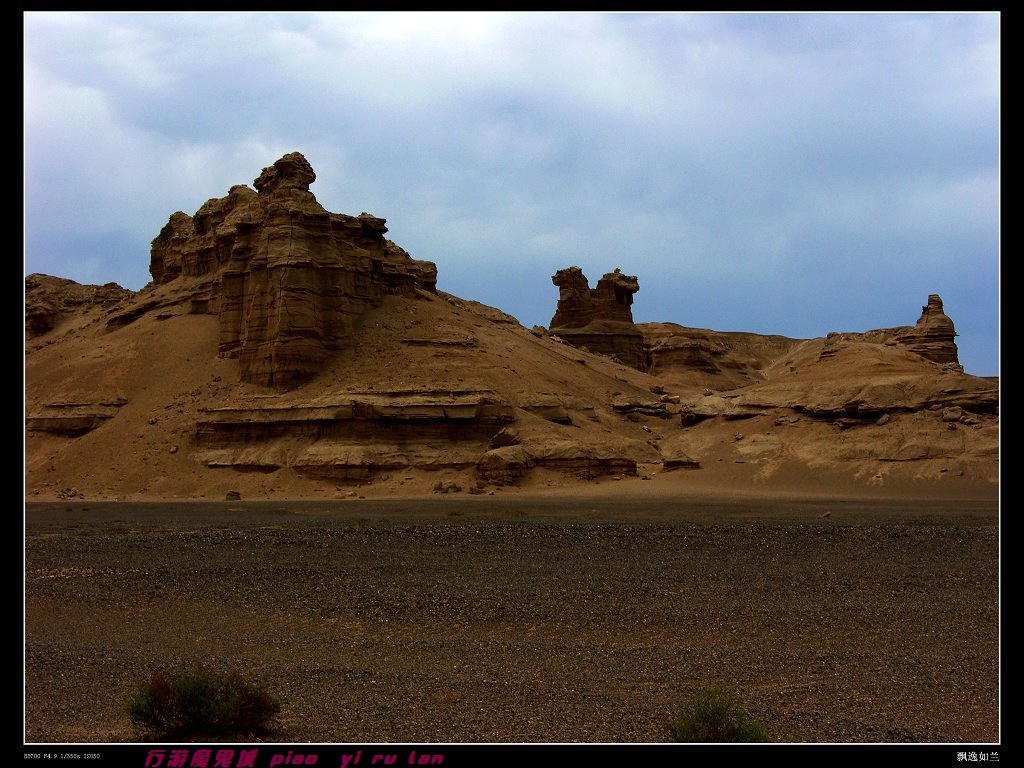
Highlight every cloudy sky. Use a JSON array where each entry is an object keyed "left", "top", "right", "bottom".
[{"left": 24, "top": 11, "right": 999, "bottom": 375}]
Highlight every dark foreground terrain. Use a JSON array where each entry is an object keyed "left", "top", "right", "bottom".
[{"left": 24, "top": 495, "right": 999, "bottom": 743}]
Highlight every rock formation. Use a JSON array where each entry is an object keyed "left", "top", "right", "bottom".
[
  {"left": 894, "top": 294, "right": 962, "bottom": 370},
  {"left": 550, "top": 266, "right": 639, "bottom": 327},
  {"left": 24, "top": 153, "right": 997, "bottom": 500},
  {"left": 549, "top": 267, "right": 646, "bottom": 370},
  {"left": 25, "top": 274, "right": 132, "bottom": 338},
  {"left": 811, "top": 294, "right": 963, "bottom": 373},
  {"left": 147, "top": 152, "right": 437, "bottom": 387},
  {"left": 642, "top": 324, "right": 803, "bottom": 391},
  {"left": 644, "top": 294, "right": 965, "bottom": 388}
]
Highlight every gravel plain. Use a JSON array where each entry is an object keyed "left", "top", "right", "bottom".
[{"left": 24, "top": 495, "right": 999, "bottom": 744}]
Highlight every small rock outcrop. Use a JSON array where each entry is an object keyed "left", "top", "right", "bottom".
[
  {"left": 642, "top": 323, "right": 802, "bottom": 390},
  {"left": 549, "top": 266, "right": 645, "bottom": 370},
  {"left": 25, "top": 274, "right": 132, "bottom": 338},
  {"left": 894, "top": 294, "right": 962, "bottom": 370},
  {"left": 147, "top": 152, "right": 438, "bottom": 387}
]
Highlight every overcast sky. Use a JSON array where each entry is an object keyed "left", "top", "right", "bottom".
[{"left": 24, "top": 11, "right": 1000, "bottom": 376}]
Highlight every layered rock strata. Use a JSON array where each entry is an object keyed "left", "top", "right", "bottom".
[
  {"left": 26, "top": 399, "right": 128, "bottom": 436},
  {"left": 893, "top": 294, "right": 962, "bottom": 369},
  {"left": 549, "top": 267, "right": 646, "bottom": 369},
  {"left": 147, "top": 152, "right": 438, "bottom": 387},
  {"left": 643, "top": 324, "right": 803, "bottom": 390},
  {"left": 25, "top": 274, "right": 132, "bottom": 338},
  {"left": 194, "top": 391, "right": 516, "bottom": 482},
  {"left": 192, "top": 392, "right": 649, "bottom": 484},
  {"left": 194, "top": 393, "right": 515, "bottom": 448}
]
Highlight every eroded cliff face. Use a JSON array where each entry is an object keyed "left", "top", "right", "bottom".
[
  {"left": 549, "top": 267, "right": 646, "bottom": 370},
  {"left": 147, "top": 152, "right": 437, "bottom": 387}
]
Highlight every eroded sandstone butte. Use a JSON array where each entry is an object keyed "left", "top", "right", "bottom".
[
  {"left": 549, "top": 266, "right": 646, "bottom": 370},
  {"left": 145, "top": 151, "right": 437, "bottom": 387}
]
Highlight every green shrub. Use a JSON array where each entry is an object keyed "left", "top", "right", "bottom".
[
  {"left": 669, "top": 688, "right": 770, "bottom": 743},
  {"left": 126, "top": 665, "right": 281, "bottom": 739}
]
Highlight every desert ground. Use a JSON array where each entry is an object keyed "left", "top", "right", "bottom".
[{"left": 24, "top": 486, "right": 999, "bottom": 745}]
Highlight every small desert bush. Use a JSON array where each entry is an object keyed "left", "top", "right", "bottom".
[
  {"left": 126, "top": 665, "right": 281, "bottom": 739},
  {"left": 669, "top": 688, "right": 770, "bottom": 743}
]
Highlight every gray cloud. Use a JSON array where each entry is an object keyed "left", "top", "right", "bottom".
[{"left": 24, "top": 11, "right": 999, "bottom": 375}]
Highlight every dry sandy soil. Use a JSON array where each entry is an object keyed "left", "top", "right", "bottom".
[{"left": 24, "top": 488, "right": 999, "bottom": 745}]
